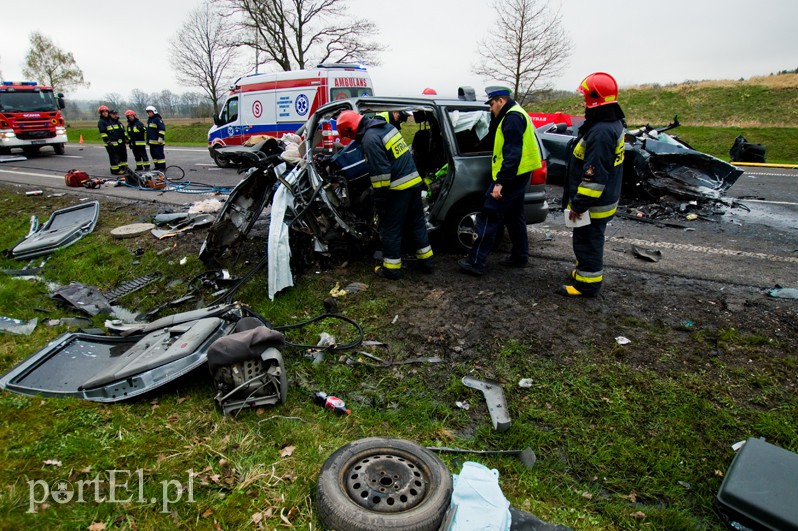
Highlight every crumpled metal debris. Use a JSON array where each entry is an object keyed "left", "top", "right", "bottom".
[
  {"left": 632, "top": 245, "right": 663, "bottom": 262},
  {"left": 0, "top": 316, "right": 38, "bottom": 335},
  {"left": 51, "top": 283, "right": 113, "bottom": 316}
]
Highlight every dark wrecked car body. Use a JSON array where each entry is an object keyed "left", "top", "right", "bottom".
[
  {"left": 539, "top": 117, "right": 743, "bottom": 201},
  {"left": 201, "top": 96, "right": 550, "bottom": 266}
]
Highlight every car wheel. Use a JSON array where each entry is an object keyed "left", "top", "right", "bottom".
[
  {"left": 211, "top": 149, "right": 234, "bottom": 168},
  {"left": 316, "top": 437, "right": 452, "bottom": 531},
  {"left": 444, "top": 201, "right": 504, "bottom": 252},
  {"left": 53, "top": 143, "right": 66, "bottom": 155}
]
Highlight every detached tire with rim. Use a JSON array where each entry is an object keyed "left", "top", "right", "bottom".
[{"left": 316, "top": 437, "right": 452, "bottom": 531}]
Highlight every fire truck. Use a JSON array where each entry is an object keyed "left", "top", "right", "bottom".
[{"left": 0, "top": 81, "right": 68, "bottom": 156}]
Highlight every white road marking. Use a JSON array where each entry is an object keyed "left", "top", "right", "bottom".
[
  {"left": 0, "top": 169, "right": 61, "bottom": 180},
  {"left": 59, "top": 155, "right": 83, "bottom": 158},
  {"left": 736, "top": 199, "right": 798, "bottom": 206},
  {"left": 167, "top": 147, "right": 208, "bottom": 153},
  {"left": 195, "top": 163, "right": 216, "bottom": 166},
  {"left": 529, "top": 227, "right": 798, "bottom": 264},
  {"left": 744, "top": 172, "right": 797, "bottom": 177}
]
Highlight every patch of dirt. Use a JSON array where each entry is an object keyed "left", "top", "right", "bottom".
[{"left": 36, "top": 190, "right": 797, "bottom": 408}]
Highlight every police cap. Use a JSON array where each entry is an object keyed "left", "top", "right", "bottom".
[{"left": 484, "top": 86, "right": 512, "bottom": 104}]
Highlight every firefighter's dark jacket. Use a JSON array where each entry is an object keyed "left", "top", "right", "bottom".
[
  {"left": 99, "top": 116, "right": 125, "bottom": 147},
  {"left": 127, "top": 118, "right": 147, "bottom": 146},
  {"left": 147, "top": 114, "right": 166, "bottom": 144},
  {"left": 355, "top": 118, "right": 421, "bottom": 190},
  {"left": 566, "top": 118, "right": 624, "bottom": 220},
  {"left": 97, "top": 116, "right": 113, "bottom": 147},
  {"left": 491, "top": 99, "right": 541, "bottom": 186}
]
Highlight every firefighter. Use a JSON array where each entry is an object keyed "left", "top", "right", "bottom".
[
  {"left": 108, "top": 110, "right": 128, "bottom": 174},
  {"left": 145, "top": 105, "right": 166, "bottom": 170},
  {"left": 125, "top": 110, "right": 150, "bottom": 171},
  {"left": 336, "top": 110, "right": 433, "bottom": 280},
  {"left": 375, "top": 110, "right": 411, "bottom": 131},
  {"left": 97, "top": 105, "right": 121, "bottom": 175},
  {"left": 458, "top": 86, "right": 542, "bottom": 276},
  {"left": 560, "top": 72, "right": 626, "bottom": 298}
]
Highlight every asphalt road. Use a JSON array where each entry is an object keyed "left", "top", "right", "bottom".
[
  {"left": 0, "top": 142, "right": 241, "bottom": 204},
  {"left": 1, "top": 144, "right": 796, "bottom": 290}
]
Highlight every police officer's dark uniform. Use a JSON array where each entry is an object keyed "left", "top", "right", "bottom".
[
  {"left": 336, "top": 110, "right": 433, "bottom": 280},
  {"left": 97, "top": 106, "right": 121, "bottom": 175},
  {"left": 125, "top": 110, "right": 150, "bottom": 171},
  {"left": 146, "top": 106, "right": 166, "bottom": 170},
  {"left": 108, "top": 110, "right": 128, "bottom": 174},
  {"left": 561, "top": 72, "right": 625, "bottom": 297},
  {"left": 458, "top": 86, "right": 542, "bottom": 276}
]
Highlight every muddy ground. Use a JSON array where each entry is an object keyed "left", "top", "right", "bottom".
[{"left": 28, "top": 187, "right": 798, "bottom": 409}]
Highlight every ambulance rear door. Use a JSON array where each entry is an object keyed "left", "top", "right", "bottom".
[
  {"left": 274, "top": 79, "right": 322, "bottom": 136},
  {"left": 327, "top": 70, "right": 374, "bottom": 102},
  {"left": 240, "top": 87, "right": 276, "bottom": 142}
]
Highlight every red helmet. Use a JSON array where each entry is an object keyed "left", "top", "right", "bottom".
[
  {"left": 98, "top": 105, "right": 110, "bottom": 113},
  {"left": 577, "top": 72, "right": 618, "bottom": 108},
  {"left": 336, "top": 110, "right": 363, "bottom": 139},
  {"left": 422, "top": 87, "right": 437, "bottom": 95},
  {"left": 125, "top": 110, "right": 136, "bottom": 117}
]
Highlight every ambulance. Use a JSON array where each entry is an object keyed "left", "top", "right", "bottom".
[{"left": 208, "top": 63, "right": 373, "bottom": 166}]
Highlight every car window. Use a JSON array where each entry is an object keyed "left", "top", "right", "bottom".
[
  {"left": 331, "top": 87, "right": 373, "bottom": 101},
  {"left": 447, "top": 109, "right": 492, "bottom": 155},
  {"left": 220, "top": 97, "right": 238, "bottom": 124}
]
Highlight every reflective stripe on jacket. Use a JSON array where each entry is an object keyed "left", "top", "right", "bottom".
[
  {"left": 147, "top": 114, "right": 166, "bottom": 144},
  {"left": 357, "top": 118, "right": 421, "bottom": 190},
  {"left": 127, "top": 119, "right": 147, "bottom": 146},
  {"left": 567, "top": 119, "right": 624, "bottom": 219},
  {"left": 97, "top": 117, "right": 112, "bottom": 147},
  {"left": 492, "top": 103, "right": 542, "bottom": 182}
]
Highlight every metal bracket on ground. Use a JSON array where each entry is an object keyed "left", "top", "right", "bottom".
[{"left": 462, "top": 375, "right": 511, "bottom": 432}]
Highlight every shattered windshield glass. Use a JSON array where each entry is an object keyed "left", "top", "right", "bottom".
[{"left": 0, "top": 90, "right": 58, "bottom": 112}]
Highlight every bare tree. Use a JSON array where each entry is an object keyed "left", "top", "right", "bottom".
[
  {"left": 103, "top": 92, "right": 125, "bottom": 111},
  {"left": 22, "top": 32, "right": 90, "bottom": 93},
  {"left": 129, "top": 89, "right": 150, "bottom": 113},
  {"left": 473, "top": 0, "right": 570, "bottom": 105},
  {"left": 219, "top": 0, "right": 385, "bottom": 71},
  {"left": 169, "top": 0, "right": 239, "bottom": 115},
  {"left": 159, "top": 90, "right": 179, "bottom": 117}
]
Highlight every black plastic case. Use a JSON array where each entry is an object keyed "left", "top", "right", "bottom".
[{"left": 715, "top": 437, "right": 798, "bottom": 530}]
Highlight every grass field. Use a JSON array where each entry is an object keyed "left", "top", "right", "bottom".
[{"left": 0, "top": 185, "right": 795, "bottom": 529}]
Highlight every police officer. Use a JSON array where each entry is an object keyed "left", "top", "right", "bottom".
[
  {"left": 125, "top": 110, "right": 150, "bottom": 171},
  {"left": 458, "top": 86, "right": 542, "bottom": 276},
  {"left": 108, "top": 110, "right": 128, "bottom": 174},
  {"left": 336, "top": 110, "right": 433, "bottom": 280},
  {"left": 97, "top": 105, "right": 121, "bottom": 175},
  {"left": 145, "top": 105, "right": 166, "bottom": 170},
  {"left": 560, "top": 72, "right": 625, "bottom": 297}
]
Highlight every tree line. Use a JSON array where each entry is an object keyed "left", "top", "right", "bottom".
[{"left": 63, "top": 90, "right": 215, "bottom": 121}]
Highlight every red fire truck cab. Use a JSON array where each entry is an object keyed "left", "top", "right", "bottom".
[{"left": 0, "top": 81, "right": 68, "bottom": 156}]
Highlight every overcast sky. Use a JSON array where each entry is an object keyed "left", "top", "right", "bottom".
[{"left": 2, "top": 0, "right": 796, "bottom": 103}]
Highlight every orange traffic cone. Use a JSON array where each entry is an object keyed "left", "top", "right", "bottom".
[{"left": 79, "top": 135, "right": 84, "bottom": 144}]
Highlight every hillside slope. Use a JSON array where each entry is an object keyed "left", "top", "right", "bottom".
[{"left": 534, "top": 73, "right": 798, "bottom": 128}]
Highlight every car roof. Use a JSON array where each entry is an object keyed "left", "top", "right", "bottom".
[{"left": 315, "top": 96, "right": 488, "bottom": 115}]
